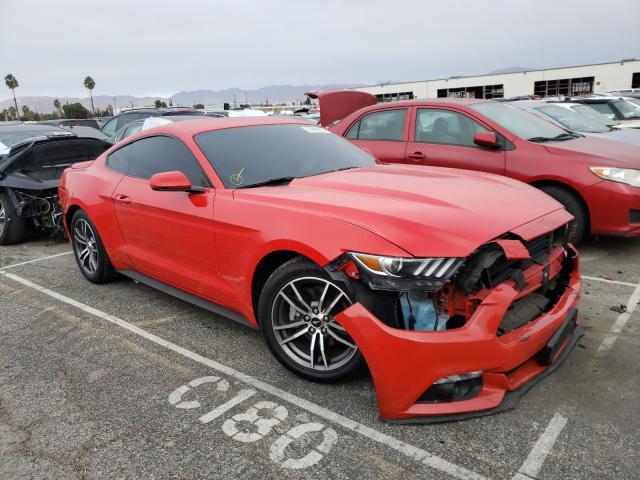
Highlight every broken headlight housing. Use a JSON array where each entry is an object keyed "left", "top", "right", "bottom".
[
  {"left": 589, "top": 167, "right": 640, "bottom": 188},
  {"left": 350, "top": 253, "right": 464, "bottom": 291}
]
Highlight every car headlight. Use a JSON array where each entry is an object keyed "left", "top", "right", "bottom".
[
  {"left": 590, "top": 167, "right": 640, "bottom": 188},
  {"left": 349, "top": 253, "right": 464, "bottom": 291}
]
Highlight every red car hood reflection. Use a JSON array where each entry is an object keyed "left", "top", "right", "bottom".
[{"left": 234, "top": 165, "right": 569, "bottom": 258}]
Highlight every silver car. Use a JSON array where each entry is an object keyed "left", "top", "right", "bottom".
[{"left": 511, "top": 100, "right": 640, "bottom": 146}]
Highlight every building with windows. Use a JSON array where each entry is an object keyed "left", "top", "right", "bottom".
[{"left": 352, "top": 59, "right": 640, "bottom": 101}]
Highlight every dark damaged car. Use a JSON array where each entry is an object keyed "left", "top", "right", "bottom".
[{"left": 0, "top": 132, "right": 110, "bottom": 244}]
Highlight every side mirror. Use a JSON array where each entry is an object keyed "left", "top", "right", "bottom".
[
  {"left": 473, "top": 131, "right": 498, "bottom": 148},
  {"left": 150, "top": 171, "right": 205, "bottom": 194}
]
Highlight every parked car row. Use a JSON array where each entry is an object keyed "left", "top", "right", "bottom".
[{"left": 308, "top": 90, "right": 640, "bottom": 244}]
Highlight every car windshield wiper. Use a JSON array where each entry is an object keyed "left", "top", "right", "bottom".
[
  {"left": 528, "top": 133, "right": 580, "bottom": 143},
  {"left": 235, "top": 176, "right": 297, "bottom": 189}
]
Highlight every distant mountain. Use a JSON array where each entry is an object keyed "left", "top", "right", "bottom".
[
  {"left": 486, "top": 66, "right": 530, "bottom": 75},
  {"left": 0, "top": 83, "right": 364, "bottom": 114}
]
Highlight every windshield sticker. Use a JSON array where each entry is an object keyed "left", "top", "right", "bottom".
[
  {"left": 301, "top": 126, "right": 330, "bottom": 133},
  {"left": 230, "top": 167, "right": 245, "bottom": 186}
]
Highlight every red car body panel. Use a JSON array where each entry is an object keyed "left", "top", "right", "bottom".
[
  {"left": 306, "top": 90, "right": 376, "bottom": 128},
  {"left": 59, "top": 118, "right": 582, "bottom": 421},
  {"left": 319, "top": 92, "right": 640, "bottom": 237}
]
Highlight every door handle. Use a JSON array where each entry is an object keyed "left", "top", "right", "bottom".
[
  {"left": 114, "top": 194, "right": 131, "bottom": 205},
  {"left": 407, "top": 151, "right": 426, "bottom": 160}
]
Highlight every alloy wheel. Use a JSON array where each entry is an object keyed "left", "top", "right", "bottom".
[
  {"left": 271, "top": 276, "right": 357, "bottom": 371},
  {"left": 0, "top": 203, "right": 5, "bottom": 236},
  {"left": 73, "top": 219, "right": 99, "bottom": 275}
]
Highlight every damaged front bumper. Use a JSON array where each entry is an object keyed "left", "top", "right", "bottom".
[{"left": 334, "top": 246, "right": 582, "bottom": 422}]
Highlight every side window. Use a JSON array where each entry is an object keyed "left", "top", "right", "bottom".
[
  {"left": 123, "top": 122, "right": 143, "bottom": 139},
  {"left": 345, "top": 109, "right": 406, "bottom": 141},
  {"left": 106, "top": 143, "right": 132, "bottom": 174},
  {"left": 101, "top": 117, "right": 118, "bottom": 137},
  {"left": 128, "top": 136, "right": 210, "bottom": 187},
  {"left": 415, "top": 109, "right": 488, "bottom": 147}
]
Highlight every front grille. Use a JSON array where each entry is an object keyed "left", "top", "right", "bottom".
[
  {"left": 524, "top": 234, "right": 551, "bottom": 261},
  {"left": 631, "top": 209, "right": 640, "bottom": 224}
]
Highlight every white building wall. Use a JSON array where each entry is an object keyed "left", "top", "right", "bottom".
[{"left": 352, "top": 60, "right": 640, "bottom": 99}]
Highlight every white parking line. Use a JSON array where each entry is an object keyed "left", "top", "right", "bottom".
[
  {"left": 512, "top": 413, "right": 567, "bottom": 480},
  {"left": 0, "top": 271, "right": 487, "bottom": 480},
  {"left": 595, "top": 281, "right": 640, "bottom": 358},
  {"left": 0, "top": 251, "right": 73, "bottom": 271},
  {"left": 580, "top": 275, "right": 637, "bottom": 288}
]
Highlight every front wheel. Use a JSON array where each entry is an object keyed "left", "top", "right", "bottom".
[
  {"left": 259, "top": 257, "right": 366, "bottom": 382},
  {"left": 70, "top": 210, "right": 117, "bottom": 283},
  {"left": 539, "top": 186, "right": 588, "bottom": 244}
]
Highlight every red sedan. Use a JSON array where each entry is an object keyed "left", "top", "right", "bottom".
[
  {"left": 309, "top": 91, "right": 640, "bottom": 243},
  {"left": 59, "top": 117, "right": 581, "bottom": 421}
]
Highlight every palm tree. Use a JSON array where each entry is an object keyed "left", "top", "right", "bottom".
[
  {"left": 84, "top": 76, "right": 96, "bottom": 115},
  {"left": 5, "top": 74, "right": 19, "bottom": 119},
  {"left": 53, "top": 98, "right": 62, "bottom": 117}
]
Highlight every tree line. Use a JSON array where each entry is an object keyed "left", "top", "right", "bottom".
[{"left": 1, "top": 73, "right": 110, "bottom": 121}]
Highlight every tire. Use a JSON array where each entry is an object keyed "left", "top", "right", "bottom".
[
  {"left": 539, "top": 186, "right": 588, "bottom": 244},
  {"left": 0, "top": 191, "right": 25, "bottom": 245},
  {"left": 70, "top": 210, "right": 117, "bottom": 283},
  {"left": 258, "top": 257, "right": 367, "bottom": 382}
]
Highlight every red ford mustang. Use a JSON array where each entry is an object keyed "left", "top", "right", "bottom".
[
  {"left": 308, "top": 91, "right": 640, "bottom": 244},
  {"left": 59, "top": 117, "right": 582, "bottom": 422}
]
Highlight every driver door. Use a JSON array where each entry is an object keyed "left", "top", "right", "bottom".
[
  {"left": 111, "top": 135, "right": 219, "bottom": 300},
  {"left": 406, "top": 107, "right": 506, "bottom": 175}
]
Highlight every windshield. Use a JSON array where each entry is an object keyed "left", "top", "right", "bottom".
[
  {"left": 570, "top": 104, "right": 617, "bottom": 127},
  {"left": 535, "top": 105, "right": 610, "bottom": 133},
  {"left": 195, "top": 124, "right": 376, "bottom": 188},
  {"left": 583, "top": 103, "right": 617, "bottom": 119},
  {"left": 612, "top": 100, "right": 640, "bottom": 120},
  {"left": 470, "top": 102, "right": 567, "bottom": 140}
]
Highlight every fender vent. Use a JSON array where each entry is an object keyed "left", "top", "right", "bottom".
[{"left": 631, "top": 210, "right": 640, "bottom": 224}]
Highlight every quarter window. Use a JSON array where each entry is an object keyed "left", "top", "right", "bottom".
[
  {"left": 108, "top": 136, "right": 210, "bottom": 186},
  {"left": 415, "top": 109, "right": 488, "bottom": 147},
  {"left": 346, "top": 109, "right": 406, "bottom": 141},
  {"left": 106, "top": 143, "right": 131, "bottom": 174}
]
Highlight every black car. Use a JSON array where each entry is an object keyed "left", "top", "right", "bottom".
[
  {"left": 100, "top": 108, "right": 203, "bottom": 137},
  {"left": 0, "top": 130, "right": 110, "bottom": 244}
]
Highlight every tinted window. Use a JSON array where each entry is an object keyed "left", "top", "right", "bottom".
[
  {"left": 106, "top": 143, "right": 131, "bottom": 174},
  {"left": 101, "top": 117, "right": 118, "bottom": 136},
  {"left": 116, "top": 136, "right": 209, "bottom": 186},
  {"left": 195, "top": 124, "right": 376, "bottom": 189},
  {"left": 346, "top": 109, "right": 406, "bottom": 141},
  {"left": 470, "top": 102, "right": 566, "bottom": 140},
  {"left": 415, "top": 109, "right": 488, "bottom": 146}
]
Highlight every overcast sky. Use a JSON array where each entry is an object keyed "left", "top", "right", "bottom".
[{"left": 1, "top": 0, "right": 639, "bottom": 99}]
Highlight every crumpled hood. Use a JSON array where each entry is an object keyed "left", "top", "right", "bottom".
[
  {"left": 234, "top": 165, "right": 570, "bottom": 258},
  {"left": 542, "top": 136, "right": 640, "bottom": 169}
]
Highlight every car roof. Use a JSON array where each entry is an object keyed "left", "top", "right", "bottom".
[
  {"left": 374, "top": 98, "right": 489, "bottom": 108},
  {"left": 131, "top": 116, "right": 315, "bottom": 137},
  {"left": 0, "top": 123, "right": 69, "bottom": 133}
]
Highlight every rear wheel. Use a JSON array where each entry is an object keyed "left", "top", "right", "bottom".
[
  {"left": 259, "top": 257, "right": 366, "bottom": 382},
  {"left": 539, "top": 186, "right": 587, "bottom": 244},
  {"left": 70, "top": 210, "right": 117, "bottom": 283},
  {"left": 0, "top": 191, "right": 25, "bottom": 245}
]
